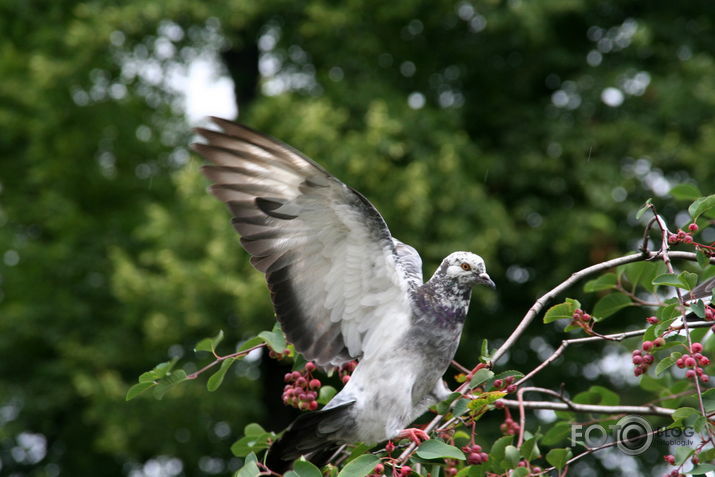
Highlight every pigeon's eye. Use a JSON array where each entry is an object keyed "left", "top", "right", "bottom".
[{"left": 460, "top": 263, "right": 471, "bottom": 271}]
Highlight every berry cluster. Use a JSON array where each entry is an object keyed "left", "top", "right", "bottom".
[
  {"left": 282, "top": 362, "right": 321, "bottom": 410},
  {"left": 571, "top": 308, "right": 592, "bottom": 326},
  {"left": 663, "top": 454, "right": 685, "bottom": 477},
  {"left": 461, "top": 444, "right": 489, "bottom": 465},
  {"left": 676, "top": 343, "right": 710, "bottom": 383},
  {"left": 517, "top": 460, "right": 542, "bottom": 474},
  {"left": 338, "top": 360, "right": 357, "bottom": 384},
  {"left": 500, "top": 415, "right": 520, "bottom": 435},
  {"left": 668, "top": 226, "right": 696, "bottom": 245},
  {"left": 492, "top": 375, "right": 517, "bottom": 394},
  {"left": 702, "top": 304, "right": 715, "bottom": 322},
  {"left": 632, "top": 342, "right": 658, "bottom": 377}
]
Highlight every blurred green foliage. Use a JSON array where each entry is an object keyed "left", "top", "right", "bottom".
[{"left": 0, "top": 0, "right": 713, "bottom": 475}]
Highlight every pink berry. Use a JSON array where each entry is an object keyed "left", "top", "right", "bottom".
[
  {"left": 691, "top": 343, "right": 703, "bottom": 353},
  {"left": 643, "top": 354, "right": 655, "bottom": 364},
  {"left": 654, "top": 337, "right": 665, "bottom": 347},
  {"left": 468, "top": 452, "right": 482, "bottom": 464},
  {"left": 308, "top": 400, "right": 318, "bottom": 411},
  {"left": 668, "top": 235, "right": 678, "bottom": 244},
  {"left": 683, "top": 235, "right": 693, "bottom": 244},
  {"left": 688, "top": 223, "right": 699, "bottom": 232},
  {"left": 309, "top": 378, "right": 321, "bottom": 389},
  {"left": 479, "top": 452, "right": 489, "bottom": 463},
  {"left": 632, "top": 349, "right": 642, "bottom": 356},
  {"left": 686, "top": 369, "right": 696, "bottom": 379},
  {"left": 642, "top": 341, "right": 653, "bottom": 351},
  {"left": 506, "top": 384, "right": 517, "bottom": 393},
  {"left": 646, "top": 316, "right": 659, "bottom": 325},
  {"left": 685, "top": 357, "right": 696, "bottom": 367},
  {"left": 494, "top": 400, "right": 505, "bottom": 409},
  {"left": 341, "top": 375, "right": 350, "bottom": 384},
  {"left": 664, "top": 454, "right": 675, "bottom": 465},
  {"left": 699, "top": 356, "right": 710, "bottom": 366},
  {"left": 374, "top": 463, "right": 384, "bottom": 473},
  {"left": 701, "top": 375, "right": 709, "bottom": 383},
  {"left": 305, "top": 361, "right": 316, "bottom": 372},
  {"left": 633, "top": 355, "right": 643, "bottom": 365},
  {"left": 676, "top": 358, "right": 684, "bottom": 368}
]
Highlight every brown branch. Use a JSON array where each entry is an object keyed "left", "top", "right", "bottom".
[
  {"left": 186, "top": 343, "right": 266, "bottom": 380},
  {"left": 515, "top": 321, "right": 714, "bottom": 386},
  {"left": 490, "top": 251, "right": 711, "bottom": 366}
]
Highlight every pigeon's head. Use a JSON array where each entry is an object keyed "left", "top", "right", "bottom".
[{"left": 440, "top": 251, "right": 495, "bottom": 289}]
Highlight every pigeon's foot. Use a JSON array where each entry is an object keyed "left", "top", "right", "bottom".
[{"left": 397, "top": 428, "right": 430, "bottom": 445}]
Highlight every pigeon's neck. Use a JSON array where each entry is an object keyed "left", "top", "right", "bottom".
[{"left": 413, "top": 274, "right": 472, "bottom": 326}]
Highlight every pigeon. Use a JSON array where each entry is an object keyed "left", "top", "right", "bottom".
[{"left": 191, "top": 117, "right": 495, "bottom": 472}]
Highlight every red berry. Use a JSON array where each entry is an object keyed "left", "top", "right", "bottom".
[
  {"left": 471, "top": 444, "right": 482, "bottom": 452},
  {"left": 385, "top": 441, "right": 395, "bottom": 453},
  {"left": 692, "top": 456, "right": 700, "bottom": 464},
  {"left": 646, "top": 316, "right": 659, "bottom": 324},
  {"left": 468, "top": 452, "right": 482, "bottom": 464},
  {"left": 581, "top": 313, "right": 591, "bottom": 322},
  {"left": 506, "top": 384, "right": 517, "bottom": 393},
  {"left": 400, "top": 465, "right": 412, "bottom": 476},
  {"left": 632, "top": 349, "right": 642, "bottom": 356},
  {"left": 701, "top": 375, "right": 710, "bottom": 383},
  {"left": 341, "top": 375, "right": 350, "bottom": 384},
  {"left": 685, "top": 357, "right": 696, "bottom": 367},
  {"left": 691, "top": 343, "right": 703, "bottom": 353},
  {"left": 642, "top": 341, "right": 653, "bottom": 351},
  {"left": 309, "top": 378, "right": 321, "bottom": 389},
  {"left": 494, "top": 400, "right": 505, "bottom": 409},
  {"left": 505, "top": 376, "right": 515, "bottom": 385},
  {"left": 676, "top": 358, "right": 684, "bottom": 368},
  {"left": 668, "top": 235, "right": 678, "bottom": 244},
  {"left": 699, "top": 356, "right": 710, "bottom": 366},
  {"left": 308, "top": 400, "right": 318, "bottom": 411},
  {"left": 305, "top": 361, "right": 316, "bottom": 372},
  {"left": 688, "top": 223, "right": 699, "bottom": 232},
  {"left": 664, "top": 454, "right": 675, "bottom": 465},
  {"left": 633, "top": 355, "right": 643, "bottom": 365},
  {"left": 493, "top": 379, "right": 504, "bottom": 389},
  {"left": 643, "top": 354, "right": 655, "bottom": 364},
  {"left": 479, "top": 452, "right": 489, "bottom": 463},
  {"left": 686, "top": 369, "right": 696, "bottom": 379},
  {"left": 654, "top": 337, "right": 665, "bottom": 347},
  {"left": 683, "top": 235, "right": 693, "bottom": 244}
]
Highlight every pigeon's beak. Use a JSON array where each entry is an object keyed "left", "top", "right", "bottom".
[{"left": 477, "top": 272, "right": 496, "bottom": 289}]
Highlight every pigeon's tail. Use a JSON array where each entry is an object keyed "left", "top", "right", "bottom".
[{"left": 266, "top": 402, "right": 355, "bottom": 474}]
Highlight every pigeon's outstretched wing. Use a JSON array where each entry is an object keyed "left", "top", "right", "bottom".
[{"left": 192, "top": 118, "right": 420, "bottom": 366}]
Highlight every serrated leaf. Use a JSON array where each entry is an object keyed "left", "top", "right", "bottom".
[
  {"left": 544, "top": 298, "right": 581, "bottom": 324},
  {"left": 416, "top": 440, "right": 465, "bottom": 460},
  {"left": 153, "top": 370, "right": 187, "bottom": 399},
  {"left": 468, "top": 368, "right": 494, "bottom": 389},
  {"left": 669, "top": 183, "right": 701, "bottom": 201},
  {"left": 125, "top": 382, "right": 154, "bottom": 401},
  {"left": 655, "top": 353, "right": 681, "bottom": 377},
  {"left": 336, "top": 454, "right": 380, "bottom": 477},
  {"left": 207, "top": 358, "right": 235, "bottom": 392},
  {"left": 635, "top": 198, "right": 652, "bottom": 220},
  {"left": 546, "top": 448, "right": 572, "bottom": 471},
  {"left": 195, "top": 330, "right": 224, "bottom": 353},
  {"left": 583, "top": 273, "right": 617, "bottom": 293},
  {"left": 592, "top": 293, "right": 632, "bottom": 321},
  {"left": 318, "top": 385, "right": 337, "bottom": 405},
  {"left": 689, "top": 194, "right": 715, "bottom": 219}
]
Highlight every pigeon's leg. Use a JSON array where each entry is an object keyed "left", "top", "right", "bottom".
[{"left": 396, "top": 427, "right": 430, "bottom": 445}]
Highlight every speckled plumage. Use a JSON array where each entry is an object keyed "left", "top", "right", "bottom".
[{"left": 192, "top": 119, "right": 496, "bottom": 472}]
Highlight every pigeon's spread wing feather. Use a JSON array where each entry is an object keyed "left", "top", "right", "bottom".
[{"left": 193, "top": 118, "right": 418, "bottom": 366}]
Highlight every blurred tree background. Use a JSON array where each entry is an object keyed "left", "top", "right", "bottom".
[{"left": 1, "top": 0, "right": 713, "bottom": 476}]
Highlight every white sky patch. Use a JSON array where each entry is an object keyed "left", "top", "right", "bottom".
[{"left": 168, "top": 57, "right": 237, "bottom": 123}]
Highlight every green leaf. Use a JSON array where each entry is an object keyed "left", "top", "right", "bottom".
[
  {"left": 195, "top": 329, "right": 224, "bottom": 353},
  {"left": 691, "top": 464, "right": 715, "bottom": 474},
  {"left": 696, "top": 249, "right": 710, "bottom": 269},
  {"left": 689, "top": 194, "right": 715, "bottom": 219},
  {"left": 573, "top": 385, "right": 620, "bottom": 406},
  {"left": 669, "top": 183, "right": 701, "bottom": 201},
  {"left": 207, "top": 358, "right": 235, "bottom": 392},
  {"left": 488, "top": 435, "right": 513, "bottom": 473},
  {"left": 541, "top": 422, "right": 571, "bottom": 446},
  {"left": 504, "top": 445, "right": 520, "bottom": 468},
  {"left": 583, "top": 273, "right": 617, "bottom": 292},
  {"left": 655, "top": 352, "right": 681, "bottom": 377},
  {"left": 546, "top": 448, "right": 572, "bottom": 471},
  {"left": 622, "top": 261, "right": 665, "bottom": 293},
  {"left": 690, "top": 299, "right": 706, "bottom": 319},
  {"left": 415, "top": 440, "right": 465, "bottom": 460},
  {"left": 336, "top": 454, "right": 380, "bottom": 477},
  {"left": 671, "top": 407, "right": 699, "bottom": 421},
  {"left": 635, "top": 198, "right": 652, "bottom": 220},
  {"left": 125, "top": 382, "right": 154, "bottom": 401},
  {"left": 511, "top": 468, "right": 529, "bottom": 477},
  {"left": 544, "top": 298, "right": 580, "bottom": 324},
  {"left": 258, "top": 324, "right": 288, "bottom": 353},
  {"left": 653, "top": 273, "right": 693, "bottom": 290},
  {"left": 680, "top": 271, "right": 698, "bottom": 291},
  {"left": 153, "top": 370, "right": 187, "bottom": 399},
  {"left": 230, "top": 431, "right": 273, "bottom": 457},
  {"left": 480, "top": 338, "right": 490, "bottom": 362},
  {"left": 520, "top": 436, "right": 540, "bottom": 461},
  {"left": 290, "top": 459, "right": 322, "bottom": 477},
  {"left": 468, "top": 368, "right": 494, "bottom": 389},
  {"left": 435, "top": 392, "right": 461, "bottom": 415},
  {"left": 234, "top": 453, "right": 260, "bottom": 477},
  {"left": 592, "top": 293, "right": 632, "bottom": 321},
  {"left": 318, "top": 385, "right": 337, "bottom": 405},
  {"left": 244, "top": 423, "right": 266, "bottom": 437},
  {"left": 237, "top": 336, "right": 265, "bottom": 352},
  {"left": 138, "top": 358, "right": 178, "bottom": 382}
]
